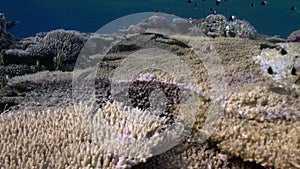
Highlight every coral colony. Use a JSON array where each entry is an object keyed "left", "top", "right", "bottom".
[
  {"left": 0, "top": 2, "right": 300, "bottom": 168},
  {"left": 288, "top": 30, "right": 300, "bottom": 42}
]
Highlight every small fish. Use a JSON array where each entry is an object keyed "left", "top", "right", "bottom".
[
  {"left": 251, "top": 3, "right": 255, "bottom": 7},
  {"left": 291, "top": 56, "right": 300, "bottom": 75},
  {"left": 267, "top": 66, "right": 273, "bottom": 75},
  {"left": 280, "top": 48, "right": 288, "bottom": 55},
  {"left": 5, "top": 21, "right": 18, "bottom": 29},
  {"left": 268, "top": 86, "right": 291, "bottom": 95},
  {"left": 290, "top": 6, "right": 297, "bottom": 11},
  {"left": 229, "top": 15, "right": 236, "bottom": 21},
  {"left": 261, "top": 1, "right": 267, "bottom": 6},
  {"left": 291, "top": 67, "right": 297, "bottom": 75},
  {"left": 216, "top": 0, "right": 221, "bottom": 5},
  {"left": 187, "top": 0, "right": 193, "bottom": 3},
  {"left": 0, "top": 13, "right": 5, "bottom": 19},
  {"left": 195, "top": 2, "right": 198, "bottom": 6}
]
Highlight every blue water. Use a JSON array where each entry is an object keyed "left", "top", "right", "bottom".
[{"left": 2, "top": 0, "right": 300, "bottom": 38}]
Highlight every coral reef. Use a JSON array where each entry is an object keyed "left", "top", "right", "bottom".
[
  {"left": 121, "top": 15, "right": 204, "bottom": 36},
  {"left": 1, "top": 29, "right": 88, "bottom": 71},
  {"left": 0, "top": 71, "right": 73, "bottom": 112},
  {"left": 1, "top": 31, "right": 300, "bottom": 169},
  {"left": 193, "top": 14, "right": 257, "bottom": 39},
  {"left": 0, "top": 105, "right": 125, "bottom": 169},
  {"left": 254, "top": 42, "right": 300, "bottom": 89},
  {"left": 0, "top": 28, "right": 88, "bottom": 88},
  {"left": 175, "top": 36, "right": 300, "bottom": 169},
  {"left": 226, "top": 19, "right": 257, "bottom": 39},
  {"left": 0, "top": 64, "right": 32, "bottom": 88}
]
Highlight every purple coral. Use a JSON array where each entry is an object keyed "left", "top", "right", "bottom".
[
  {"left": 288, "top": 29, "right": 300, "bottom": 42},
  {"left": 290, "top": 33, "right": 300, "bottom": 42}
]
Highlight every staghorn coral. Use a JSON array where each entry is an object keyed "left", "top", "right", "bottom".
[
  {"left": 76, "top": 100, "right": 193, "bottom": 165},
  {"left": 0, "top": 99, "right": 200, "bottom": 169},
  {"left": 0, "top": 105, "right": 118, "bottom": 169}
]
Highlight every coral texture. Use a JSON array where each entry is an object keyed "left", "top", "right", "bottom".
[
  {"left": 0, "top": 105, "right": 123, "bottom": 169},
  {"left": 288, "top": 29, "right": 300, "bottom": 42},
  {"left": 1, "top": 33, "right": 300, "bottom": 169},
  {"left": 2, "top": 29, "right": 87, "bottom": 70},
  {"left": 193, "top": 14, "right": 257, "bottom": 39}
]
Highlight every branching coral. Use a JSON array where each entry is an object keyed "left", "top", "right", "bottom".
[
  {"left": 2, "top": 29, "right": 87, "bottom": 70},
  {"left": 0, "top": 105, "right": 118, "bottom": 169}
]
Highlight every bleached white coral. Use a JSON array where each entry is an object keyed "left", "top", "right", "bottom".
[
  {"left": 76, "top": 100, "right": 192, "bottom": 166},
  {"left": 253, "top": 43, "right": 300, "bottom": 85}
]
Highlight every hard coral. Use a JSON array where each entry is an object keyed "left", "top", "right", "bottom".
[
  {"left": 1, "top": 29, "right": 87, "bottom": 70},
  {"left": 0, "top": 106, "right": 119, "bottom": 169},
  {"left": 288, "top": 29, "right": 300, "bottom": 42},
  {"left": 194, "top": 14, "right": 257, "bottom": 39}
]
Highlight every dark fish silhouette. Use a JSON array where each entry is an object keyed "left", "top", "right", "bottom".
[
  {"left": 267, "top": 66, "right": 273, "bottom": 75},
  {"left": 290, "top": 6, "right": 297, "bottom": 11},
  {"left": 251, "top": 3, "right": 255, "bottom": 7},
  {"left": 187, "top": 0, "right": 193, "bottom": 3},
  {"left": 216, "top": 0, "right": 221, "bottom": 5},
  {"left": 261, "top": 1, "right": 267, "bottom": 6},
  {"left": 291, "top": 67, "right": 297, "bottom": 75},
  {"left": 5, "top": 21, "right": 18, "bottom": 29}
]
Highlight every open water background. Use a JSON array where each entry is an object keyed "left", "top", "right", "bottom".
[{"left": 1, "top": 0, "right": 300, "bottom": 38}]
